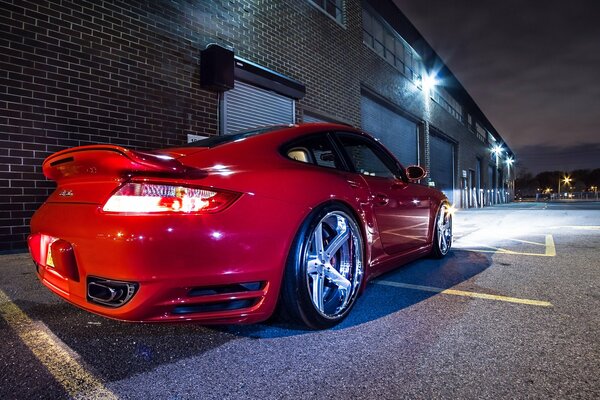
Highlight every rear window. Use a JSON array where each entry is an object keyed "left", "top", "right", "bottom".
[{"left": 184, "top": 125, "right": 292, "bottom": 148}]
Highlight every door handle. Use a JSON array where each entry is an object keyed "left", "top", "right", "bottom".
[{"left": 373, "top": 193, "right": 389, "bottom": 206}]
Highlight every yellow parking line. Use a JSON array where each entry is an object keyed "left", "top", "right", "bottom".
[
  {"left": 374, "top": 280, "right": 553, "bottom": 307},
  {"left": 455, "top": 234, "right": 556, "bottom": 257},
  {"left": 545, "top": 234, "right": 556, "bottom": 256},
  {"left": 0, "top": 290, "right": 117, "bottom": 400},
  {"left": 550, "top": 225, "right": 600, "bottom": 230}
]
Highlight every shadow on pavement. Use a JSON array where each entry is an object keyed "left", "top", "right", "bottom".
[
  {"left": 221, "top": 249, "right": 492, "bottom": 337},
  {"left": 3, "top": 248, "right": 491, "bottom": 382}
]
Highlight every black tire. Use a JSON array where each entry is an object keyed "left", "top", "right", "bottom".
[
  {"left": 280, "top": 203, "right": 364, "bottom": 329},
  {"left": 430, "top": 203, "right": 453, "bottom": 258}
]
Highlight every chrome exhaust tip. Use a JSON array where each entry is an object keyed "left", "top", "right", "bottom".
[{"left": 87, "top": 277, "right": 138, "bottom": 307}]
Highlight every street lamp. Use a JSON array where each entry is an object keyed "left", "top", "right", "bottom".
[
  {"left": 558, "top": 175, "right": 571, "bottom": 199},
  {"left": 505, "top": 156, "right": 514, "bottom": 201}
]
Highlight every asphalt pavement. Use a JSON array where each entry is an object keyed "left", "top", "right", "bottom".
[{"left": 1, "top": 202, "right": 599, "bottom": 399}]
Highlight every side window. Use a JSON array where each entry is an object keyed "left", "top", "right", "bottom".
[
  {"left": 285, "top": 135, "right": 342, "bottom": 169},
  {"left": 337, "top": 134, "right": 397, "bottom": 179}
]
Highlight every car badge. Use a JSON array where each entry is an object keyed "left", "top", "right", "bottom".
[{"left": 59, "top": 189, "right": 74, "bottom": 197}]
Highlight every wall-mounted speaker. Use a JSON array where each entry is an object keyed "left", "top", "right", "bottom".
[{"left": 200, "top": 44, "right": 234, "bottom": 92}]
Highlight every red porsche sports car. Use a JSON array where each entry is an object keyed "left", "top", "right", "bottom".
[{"left": 28, "top": 123, "right": 453, "bottom": 329}]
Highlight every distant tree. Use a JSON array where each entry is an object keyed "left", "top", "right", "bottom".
[
  {"left": 590, "top": 169, "right": 600, "bottom": 187},
  {"left": 517, "top": 168, "right": 600, "bottom": 192},
  {"left": 571, "top": 169, "right": 592, "bottom": 187},
  {"left": 535, "top": 171, "right": 561, "bottom": 191},
  {"left": 515, "top": 172, "right": 540, "bottom": 196}
]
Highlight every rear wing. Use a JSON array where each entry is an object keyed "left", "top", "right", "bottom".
[{"left": 43, "top": 145, "right": 203, "bottom": 184}]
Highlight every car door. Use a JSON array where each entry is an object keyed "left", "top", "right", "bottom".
[{"left": 334, "top": 132, "right": 431, "bottom": 255}]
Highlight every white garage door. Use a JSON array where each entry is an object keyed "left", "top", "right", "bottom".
[
  {"left": 222, "top": 81, "right": 295, "bottom": 134},
  {"left": 360, "top": 95, "right": 418, "bottom": 166}
]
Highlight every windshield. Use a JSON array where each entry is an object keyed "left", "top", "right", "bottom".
[{"left": 184, "top": 125, "right": 293, "bottom": 148}]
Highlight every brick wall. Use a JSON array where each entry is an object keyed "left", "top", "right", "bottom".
[{"left": 0, "top": 0, "right": 503, "bottom": 251}]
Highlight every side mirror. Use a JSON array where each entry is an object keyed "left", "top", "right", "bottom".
[{"left": 406, "top": 165, "right": 427, "bottom": 181}]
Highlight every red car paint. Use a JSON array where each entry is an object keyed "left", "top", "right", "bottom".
[{"left": 28, "top": 123, "right": 448, "bottom": 324}]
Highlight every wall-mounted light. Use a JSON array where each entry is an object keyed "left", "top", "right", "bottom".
[{"left": 421, "top": 73, "right": 438, "bottom": 94}]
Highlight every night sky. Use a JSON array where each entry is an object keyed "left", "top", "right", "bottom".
[{"left": 395, "top": 0, "right": 600, "bottom": 175}]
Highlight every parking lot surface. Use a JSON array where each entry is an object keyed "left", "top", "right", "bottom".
[{"left": 1, "top": 202, "right": 599, "bottom": 399}]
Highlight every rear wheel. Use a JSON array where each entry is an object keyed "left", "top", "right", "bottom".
[
  {"left": 431, "top": 203, "right": 452, "bottom": 258},
  {"left": 280, "top": 204, "right": 364, "bottom": 329}
]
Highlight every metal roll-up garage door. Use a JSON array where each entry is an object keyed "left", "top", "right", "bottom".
[
  {"left": 360, "top": 96, "right": 418, "bottom": 166},
  {"left": 222, "top": 81, "right": 295, "bottom": 134},
  {"left": 430, "top": 134, "right": 455, "bottom": 204}
]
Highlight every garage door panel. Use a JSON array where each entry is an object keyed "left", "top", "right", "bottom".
[
  {"left": 223, "top": 81, "right": 294, "bottom": 134},
  {"left": 430, "top": 134, "right": 454, "bottom": 204},
  {"left": 360, "top": 96, "right": 418, "bottom": 166}
]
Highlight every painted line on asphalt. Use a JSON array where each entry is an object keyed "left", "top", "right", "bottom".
[
  {"left": 0, "top": 289, "right": 117, "bottom": 400},
  {"left": 374, "top": 280, "right": 553, "bottom": 307},
  {"left": 550, "top": 225, "right": 600, "bottom": 231},
  {"left": 454, "top": 234, "right": 556, "bottom": 257}
]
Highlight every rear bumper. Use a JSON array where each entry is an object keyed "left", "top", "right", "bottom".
[{"left": 28, "top": 195, "right": 306, "bottom": 323}]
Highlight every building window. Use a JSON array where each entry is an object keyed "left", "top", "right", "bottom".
[
  {"left": 362, "top": 7, "right": 423, "bottom": 84},
  {"left": 431, "top": 88, "right": 464, "bottom": 123},
  {"left": 475, "top": 122, "right": 487, "bottom": 143},
  {"left": 309, "top": 0, "right": 344, "bottom": 25}
]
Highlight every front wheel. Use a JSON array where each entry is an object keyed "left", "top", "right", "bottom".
[
  {"left": 431, "top": 203, "right": 452, "bottom": 258},
  {"left": 280, "top": 204, "right": 364, "bottom": 329}
]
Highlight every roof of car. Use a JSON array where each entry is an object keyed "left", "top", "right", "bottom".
[{"left": 183, "top": 123, "right": 363, "bottom": 149}]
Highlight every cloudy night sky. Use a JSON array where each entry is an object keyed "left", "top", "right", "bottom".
[{"left": 395, "top": 0, "right": 600, "bottom": 175}]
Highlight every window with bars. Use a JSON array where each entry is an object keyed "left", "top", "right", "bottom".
[
  {"left": 309, "top": 0, "right": 344, "bottom": 25},
  {"left": 362, "top": 7, "right": 423, "bottom": 83}
]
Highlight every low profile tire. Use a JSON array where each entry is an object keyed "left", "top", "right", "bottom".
[
  {"left": 431, "top": 203, "right": 453, "bottom": 258},
  {"left": 280, "top": 204, "right": 364, "bottom": 329}
]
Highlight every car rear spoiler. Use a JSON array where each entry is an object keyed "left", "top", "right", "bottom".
[{"left": 43, "top": 145, "right": 205, "bottom": 183}]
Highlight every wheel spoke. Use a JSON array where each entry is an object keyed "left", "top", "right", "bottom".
[
  {"left": 313, "top": 222, "right": 325, "bottom": 263},
  {"left": 310, "top": 272, "right": 325, "bottom": 312},
  {"left": 324, "top": 265, "right": 351, "bottom": 292},
  {"left": 440, "top": 231, "right": 447, "bottom": 251},
  {"left": 306, "top": 257, "right": 320, "bottom": 275},
  {"left": 324, "top": 229, "right": 349, "bottom": 261}
]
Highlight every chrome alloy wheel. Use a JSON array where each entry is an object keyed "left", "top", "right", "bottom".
[
  {"left": 435, "top": 204, "right": 453, "bottom": 256},
  {"left": 304, "top": 211, "right": 363, "bottom": 319}
]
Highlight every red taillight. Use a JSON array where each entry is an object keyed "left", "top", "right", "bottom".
[{"left": 102, "top": 183, "right": 240, "bottom": 214}]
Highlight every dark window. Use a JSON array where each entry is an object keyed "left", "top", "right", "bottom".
[
  {"left": 309, "top": 0, "right": 344, "bottom": 25},
  {"left": 285, "top": 135, "right": 342, "bottom": 169},
  {"left": 336, "top": 134, "right": 398, "bottom": 179}
]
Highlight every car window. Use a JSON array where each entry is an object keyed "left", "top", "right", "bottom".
[
  {"left": 285, "top": 135, "right": 342, "bottom": 169},
  {"left": 336, "top": 133, "right": 398, "bottom": 179}
]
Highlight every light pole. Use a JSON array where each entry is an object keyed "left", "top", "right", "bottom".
[
  {"left": 505, "top": 157, "right": 514, "bottom": 201},
  {"left": 491, "top": 145, "right": 503, "bottom": 204},
  {"left": 558, "top": 175, "right": 571, "bottom": 199}
]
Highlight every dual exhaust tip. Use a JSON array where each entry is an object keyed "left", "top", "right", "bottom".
[{"left": 87, "top": 277, "right": 138, "bottom": 307}]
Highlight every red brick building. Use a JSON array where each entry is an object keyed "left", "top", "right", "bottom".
[{"left": 0, "top": 0, "right": 514, "bottom": 251}]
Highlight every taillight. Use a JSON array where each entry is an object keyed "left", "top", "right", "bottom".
[{"left": 102, "top": 183, "right": 240, "bottom": 214}]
